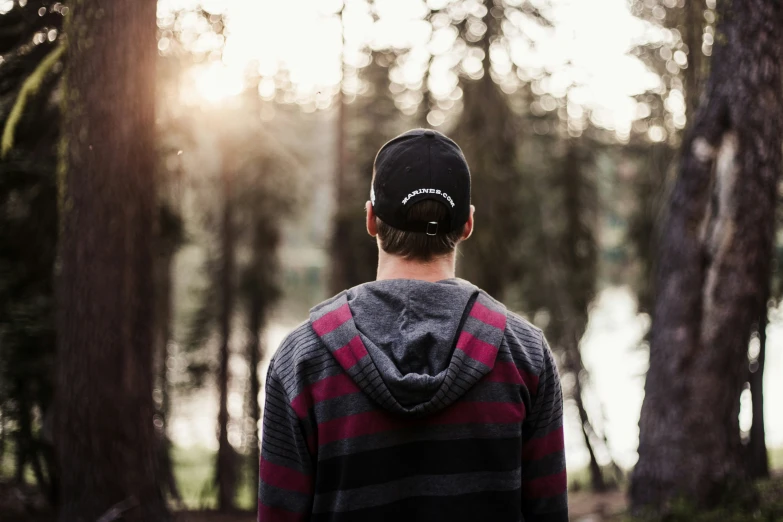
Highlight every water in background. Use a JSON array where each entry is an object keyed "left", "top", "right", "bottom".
[{"left": 170, "top": 285, "right": 783, "bottom": 473}]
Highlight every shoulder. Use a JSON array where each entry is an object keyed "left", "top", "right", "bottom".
[
  {"left": 268, "top": 320, "right": 324, "bottom": 393},
  {"left": 308, "top": 289, "right": 348, "bottom": 320},
  {"left": 502, "top": 310, "right": 549, "bottom": 375}
]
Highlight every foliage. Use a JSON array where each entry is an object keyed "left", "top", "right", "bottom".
[
  {"left": 0, "top": 0, "right": 65, "bottom": 500},
  {"left": 180, "top": 101, "right": 301, "bottom": 385}
]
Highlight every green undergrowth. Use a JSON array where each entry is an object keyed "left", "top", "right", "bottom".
[
  {"left": 171, "top": 445, "right": 255, "bottom": 511},
  {"left": 626, "top": 476, "right": 783, "bottom": 522}
]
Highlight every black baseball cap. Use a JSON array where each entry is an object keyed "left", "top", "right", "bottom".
[{"left": 370, "top": 128, "right": 471, "bottom": 236}]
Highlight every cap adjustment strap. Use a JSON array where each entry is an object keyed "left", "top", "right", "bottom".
[{"left": 426, "top": 221, "right": 438, "bottom": 236}]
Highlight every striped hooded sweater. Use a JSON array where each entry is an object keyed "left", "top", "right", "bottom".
[{"left": 258, "top": 279, "right": 567, "bottom": 522}]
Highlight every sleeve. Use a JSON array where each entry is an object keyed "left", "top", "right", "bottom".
[
  {"left": 520, "top": 337, "right": 568, "bottom": 522},
  {"left": 258, "top": 362, "right": 315, "bottom": 522}
]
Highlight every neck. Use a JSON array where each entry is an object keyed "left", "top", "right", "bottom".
[{"left": 376, "top": 251, "right": 457, "bottom": 282}]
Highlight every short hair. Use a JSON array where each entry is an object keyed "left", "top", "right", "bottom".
[{"left": 376, "top": 199, "right": 464, "bottom": 262}]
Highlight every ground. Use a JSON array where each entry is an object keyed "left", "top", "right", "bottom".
[
  {"left": 3, "top": 446, "right": 783, "bottom": 521},
  {"left": 168, "top": 490, "right": 629, "bottom": 521},
  {"left": 1, "top": 491, "right": 629, "bottom": 522}
]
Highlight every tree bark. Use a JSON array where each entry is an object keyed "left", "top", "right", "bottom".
[
  {"left": 216, "top": 155, "right": 237, "bottom": 511},
  {"left": 55, "top": 1, "right": 169, "bottom": 520},
  {"left": 631, "top": 0, "right": 783, "bottom": 510},
  {"left": 747, "top": 303, "right": 769, "bottom": 479}
]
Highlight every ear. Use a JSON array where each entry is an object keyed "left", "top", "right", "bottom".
[
  {"left": 461, "top": 205, "right": 475, "bottom": 240},
  {"left": 366, "top": 201, "right": 378, "bottom": 237}
]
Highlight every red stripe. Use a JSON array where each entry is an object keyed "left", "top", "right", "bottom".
[
  {"left": 319, "top": 409, "right": 399, "bottom": 446},
  {"left": 522, "top": 470, "right": 567, "bottom": 499},
  {"left": 318, "top": 401, "right": 525, "bottom": 446},
  {"left": 311, "top": 303, "right": 352, "bottom": 336},
  {"left": 521, "top": 369, "right": 540, "bottom": 395},
  {"left": 259, "top": 457, "right": 312, "bottom": 494},
  {"left": 290, "top": 373, "right": 361, "bottom": 417},
  {"left": 470, "top": 301, "right": 507, "bottom": 330},
  {"left": 433, "top": 400, "right": 524, "bottom": 426},
  {"left": 485, "top": 361, "right": 524, "bottom": 384},
  {"left": 522, "top": 426, "right": 564, "bottom": 461},
  {"left": 456, "top": 332, "right": 498, "bottom": 367},
  {"left": 333, "top": 335, "right": 368, "bottom": 370},
  {"left": 258, "top": 502, "right": 308, "bottom": 522}
]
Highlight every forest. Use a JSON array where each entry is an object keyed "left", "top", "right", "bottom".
[{"left": 0, "top": 0, "right": 782, "bottom": 520}]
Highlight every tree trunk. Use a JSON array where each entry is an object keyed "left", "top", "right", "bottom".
[
  {"left": 747, "top": 303, "right": 769, "bottom": 479},
  {"left": 631, "top": 0, "right": 783, "bottom": 510},
  {"left": 216, "top": 157, "right": 237, "bottom": 511},
  {"left": 682, "top": 0, "right": 704, "bottom": 122},
  {"left": 328, "top": 7, "right": 352, "bottom": 295},
  {"left": 0, "top": 407, "right": 5, "bottom": 470},
  {"left": 55, "top": 1, "right": 169, "bottom": 520},
  {"left": 242, "top": 206, "right": 281, "bottom": 498},
  {"left": 246, "top": 290, "right": 264, "bottom": 500},
  {"left": 559, "top": 140, "right": 617, "bottom": 491},
  {"left": 574, "top": 379, "right": 605, "bottom": 492}
]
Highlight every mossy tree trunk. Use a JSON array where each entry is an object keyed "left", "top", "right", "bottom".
[{"left": 55, "top": 1, "right": 169, "bottom": 520}]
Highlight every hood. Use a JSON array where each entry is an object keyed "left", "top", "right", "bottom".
[{"left": 309, "top": 279, "right": 508, "bottom": 417}]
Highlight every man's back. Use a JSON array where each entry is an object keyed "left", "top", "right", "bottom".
[{"left": 258, "top": 279, "right": 567, "bottom": 521}]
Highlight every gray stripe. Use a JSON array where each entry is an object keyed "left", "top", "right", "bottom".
[
  {"left": 259, "top": 482, "right": 312, "bottom": 513},
  {"left": 313, "top": 389, "right": 376, "bottom": 422},
  {"left": 313, "top": 469, "right": 521, "bottom": 513},
  {"left": 309, "top": 292, "right": 347, "bottom": 320},
  {"left": 320, "top": 318, "right": 356, "bottom": 352},
  {"left": 462, "top": 381, "right": 524, "bottom": 404}
]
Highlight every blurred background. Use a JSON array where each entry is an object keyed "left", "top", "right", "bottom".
[{"left": 0, "top": 0, "right": 781, "bottom": 520}]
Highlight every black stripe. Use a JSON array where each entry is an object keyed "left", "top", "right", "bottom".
[
  {"left": 310, "top": 489, "right": 522, "bottom": 522},
  {"left": 315, "top": 437, "right": 521, "bottom": 493}
]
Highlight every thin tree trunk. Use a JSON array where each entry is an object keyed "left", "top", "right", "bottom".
[
  {"left": 747, "top": 302, "right": 769, "bottom": 479},
  {"left": 13, "top": 400, "right": 26, "bottom": 484},
  {"left": 55, "top": 1, "right": 169, "bottom": 520},
  {"left": 570, "top": 353, "right": 605, "bottom": 492},
  {"left": 155, "top": 244, "right": 181, "bottom": 503},
  {"left": 683, "top": 0, "right": 704, "bottom": 123},
  {"left": 246, "top": 291, "right": 264, "bottom": 500},
  {"left": 328, "top": 7, "right": 351, "bottom": 295},
  {"left": 539, "top": 140, "right": 620, "bottom": 492},
  {"left": 631, "top": 0, "right": 783, "bottom": 510},
  {"left": 0, "top": 407, "right": 5, "bottom": 470},
  {"left": 216, "top": 156, "right": 237, "bottom": 511}
]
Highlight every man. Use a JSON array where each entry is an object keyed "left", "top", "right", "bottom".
[{"left": 258, "top": 129, "right": 568, "bottom": 521}]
